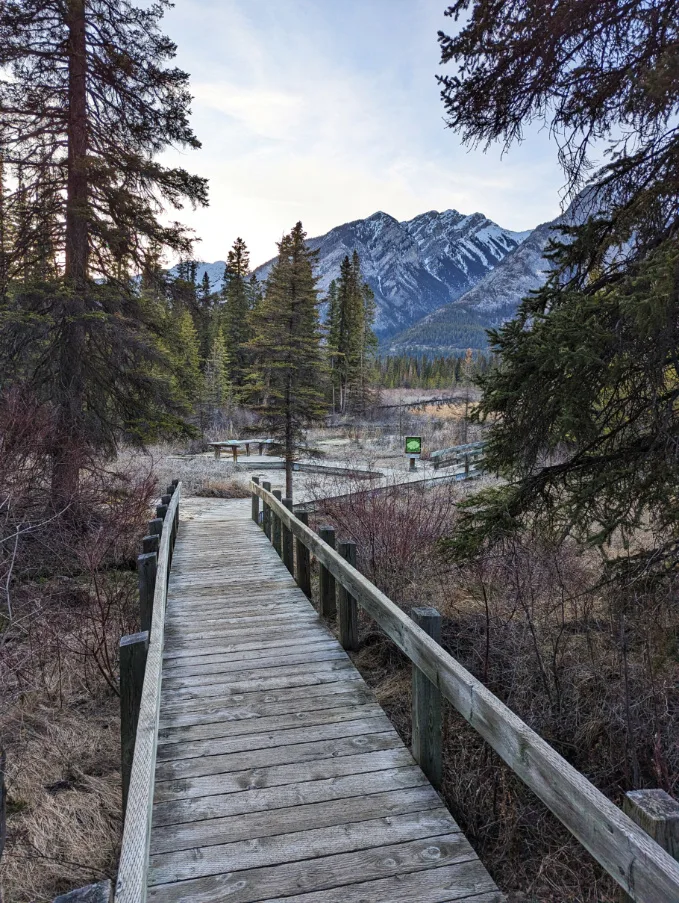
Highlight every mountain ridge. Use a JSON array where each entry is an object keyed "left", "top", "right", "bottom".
[{"left": 249, "top": 208, "right": 530, "bottom": 337}]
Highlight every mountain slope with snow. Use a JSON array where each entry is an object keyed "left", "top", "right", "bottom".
[
  {"left": 253, "top": 209, "right": 530, "bottom": 337},
  {"left": 385, "top": 193, "right": 599, "bottom": 353}
]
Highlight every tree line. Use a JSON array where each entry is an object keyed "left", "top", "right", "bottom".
[{"left": 377, "top": 351, "right": 493, "bottom": 389}]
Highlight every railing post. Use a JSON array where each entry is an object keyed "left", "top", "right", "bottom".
[
  {"left": 272, "top": 489, "right": 282, "bottom": 556},
  {"left": 411, "top": 607, "right": 442, "bottom": 789},
  {"left": 142, "top": 534, "right": 159, "bottom": 555},
  {"left": 137, "top": 552, "right": 157, "bottom": 634},
  {"left": 156, "top": 503, "right": 168, "bottom": 521},
  {"left": 282, "top": 498, "right": 294, "bottom": 574},
  {"left": 620, "top": 790, "right": 679, "bottom": 901},
  {"left": 262, "top": 481, "right": 271, "bottom": 539},
  {"left": 120, "top": 630, "right": 148, "bottom": 817},
  {"left": 319, "top": 526, "right": 336, "bottom": 619},
  {"left": 148, "top": 517, "right": 163, "bottom": 539},
  {"left": 296, "top": 512, "right": 312, "bottom": 598},
  {"left": 251, "top": 476, "right": 260, "bottom": 523},
  {"left": 338, "top": 541, "right": 359, "bottom": 651}
]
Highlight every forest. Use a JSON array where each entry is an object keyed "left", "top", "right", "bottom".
[{"left": 1, "top": 0, "right": 678, "bottom": 901}]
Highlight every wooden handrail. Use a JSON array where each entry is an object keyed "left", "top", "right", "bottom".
[
  {"left": 114, "top": 483, "right": 181, "bottom": 903},
  {"left": 251, "top": 480, "right": 679, "bottom": 903}
]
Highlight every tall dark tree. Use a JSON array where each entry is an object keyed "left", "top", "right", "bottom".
[
  {"left": 0, "top": 0, "right": 208, "bottom": 503},
  {"left": 247, "top": 222, "right": 326, "bottom": 498},
  {"left": 438, "top": 1, "right": 679, "bottom": 576},
  {"left": 327, "top": 252, "right": 377, "bottom": 414},
  {"left": 222, "top": 236, "right": 252, "bottom": 390}
]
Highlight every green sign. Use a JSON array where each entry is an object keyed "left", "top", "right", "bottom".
[{"left": 405, "top": 436, "right": 422, "bottom": 455}]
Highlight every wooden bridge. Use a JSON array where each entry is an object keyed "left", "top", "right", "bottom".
[{"left": 112, "top": 482, "right": 679, "bottom": 903}]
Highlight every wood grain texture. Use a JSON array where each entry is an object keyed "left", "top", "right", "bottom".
[
  {"left": 253, "top": 482, "right": 679, "bottom": 903},
  {"left": 115, "top": 483, "right": 181, "bottom": 903},
  {"left": 145, "top": 497, "right": 499, "bottom": 903}
]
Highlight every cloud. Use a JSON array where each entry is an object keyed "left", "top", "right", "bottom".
[{"left": 160, "top": 0, "right": 566, "bottom": 266}]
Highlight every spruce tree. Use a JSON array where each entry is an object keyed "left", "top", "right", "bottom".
[
  {"left": 247, "top": 222, "right": 326, "bottom": 498},
  {"left": 327, "top": 252, "right": 377, "bottom": 414},
  {"left": 439, "top": 0, "right": 679, "bottom": 577},
  {"left": 203, "top": 328, "right": 231, "bottom": 410},
  {"left": 173, "top": 309, "right": 202, "bottom": 411},
  {"left": 0, "top": 0, "right": 207, "bottom": 503},
  {"left": 222, "top": 237, "right": 252, "bottom": 390}
]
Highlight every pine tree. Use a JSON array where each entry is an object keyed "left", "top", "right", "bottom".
[
  {"left": 200, "top": 271, "right": 211, "bottom": 303},
  {"left": 173, "top": 309, "right": 202, "bottom": 410},
  {"left": 439, "top": 0, "right": 679, "bottom": 578},
  {"left": 247, "top": 222, "right": 326, "bottom": 498},
  {"left": 327, "top": 253, "right": 377, "bottom": 414},
  {"left": 223, "top": 237, "right": 252, "bottom": 390},
  {"left": 0, "top": 0, "right": 208, "bottom": 504},
  {"left": 203, "top": 328, "right": 231, "bottom": 409}
]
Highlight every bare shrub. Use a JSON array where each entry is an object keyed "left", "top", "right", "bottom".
[
  {"left": 0, "top": 389, "right": 158, "bottom": 901},
  {"left": 318, "top": 484, "right": 679, "bottom": 902}
]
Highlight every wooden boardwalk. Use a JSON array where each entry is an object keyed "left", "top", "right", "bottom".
[{"left": 147, "top": 498, "right": 501, "bottom": 903}]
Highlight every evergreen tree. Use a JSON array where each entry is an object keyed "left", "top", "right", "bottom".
[
  {"left": 438, "top": 0, "right": 679, "bottom": 578},
  {"left": 200, "top": 271, "right": 211, "bottom": 303},
  {"left": 0, "top": 0, "right": 207, "bottom": 503},
  {"left": 327, "top": 252, "right": 377, "bottom": 413},
  {"left": 173, "top": 309, "right": 202, "bottom": 410},
  {"left": 326, "top": 279, "right": 340, "bottom": 410},
  {"left": 203, "top": 328, "right": 231, "bottom": 409},
  {"left": 222, "top": 237, "right": 252, "bottom": 389},
  {"left": 247, "top": 222, "right": 326, "bottom": 498}
]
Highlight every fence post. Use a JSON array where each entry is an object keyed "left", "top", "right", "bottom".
[
  {"left": 251, "top": 476, "right": 260, "bottom": 523},
  {"left": 148, "top": 517, "right": 163, "bottom": 539},
  {"left": 272, "top": 489, "right": 282, "bottom": 556},
  {"left": 619, "top": 790, "right": 679, "bottom": 901},
  {"left": 137, "top": 552, "right": 157, "bottom": 634},
  {"left": 120, "top": 630, "right": 148, "bottom": 817},
  {"left": 319, "top": 526, "right": 336, "bottom": 619},
  {"left": 262, "top": 481, "right": 271, "bottom": 539},
  {"left": 142, "top": 534, "right": 159, "bottom": 555},
  {"left": 296, "top": 512, "right": 312, "bottom": 598},
  {"left": 338, "top": 541, "right": 359, "bottom": 651},
  {"left": 282, "top": 498, "right": 294, "bottom": 574},
  {"left": 156, "top": 503, "right": 168, "bottom": 521},
  {"left": 411, "top": 607, "right": 442, "bottom": 789}
]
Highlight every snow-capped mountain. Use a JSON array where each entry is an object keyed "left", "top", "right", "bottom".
[
  {"left": 385, "top": 192, "right": 600, "bottom": 353},
  {"left": 167, "top": 260, "right": 226, "bottom": 290},
  {"left": 253, "top": 210, "right": 530, "bottom": 337}
]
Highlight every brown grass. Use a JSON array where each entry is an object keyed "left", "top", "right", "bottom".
[{"left": 311, "top": 483, "right": 679, "bottom": 903}]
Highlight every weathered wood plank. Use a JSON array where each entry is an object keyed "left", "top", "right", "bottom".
[
  {"left": 154, "top": 730, "right": 401, "bottom": 783},
  {"left": 149, "top": 809, "right": 456, "bottom": 884},
  {"left": 153, "top": 747, "right": 416, "bottom": 803},
  {"left": 157, "top": 701, "right": 385, "bottom": 751},
  {"left": 150, "top": 784, "right": 443, "bottom": 854},
  {"left": 146, "top": 834, "right": 481, "bottom": 903},
  {"left": 145, "top": 497, "right": 499, "bottom": 903}
]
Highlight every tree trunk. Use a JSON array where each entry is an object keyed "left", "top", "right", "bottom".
[
  {"left": 285, "top": 380, "right": 293, "bottom": 500},
  {"left": 52, "top": 0, "right": 88, "bottom": 507}
]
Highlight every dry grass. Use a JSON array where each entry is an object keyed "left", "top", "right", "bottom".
[
  {"left": 1, "top": 698, "right": 120, "bottom": 901},
  {"left": 311, "top": 482, "right": 679, "bottom": 903}
]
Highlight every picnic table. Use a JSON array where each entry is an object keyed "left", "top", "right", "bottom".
[{"left": 209, "top": 438, "right": 276, "bottom": 461}]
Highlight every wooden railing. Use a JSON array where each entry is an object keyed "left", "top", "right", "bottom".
[
  {"left": 251, "top": 478, "right": 679, "bottom": 903},
  {"left": 114, "top": 482, "right": 181, "bottom": 903},
  {"left": 430, "top": 439, "right": 486, "bottom": 472}
]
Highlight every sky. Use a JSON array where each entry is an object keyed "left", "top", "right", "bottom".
[{"left": 161, "top": 0, "right": 566, "bottom": 268}]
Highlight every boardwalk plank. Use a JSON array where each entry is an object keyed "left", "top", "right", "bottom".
[
  {"left": 148, "top": 498, "right": 501, "bottom": 902},
  {"left": 147, "top": 835, "right": 484, "bottom": 903}
]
